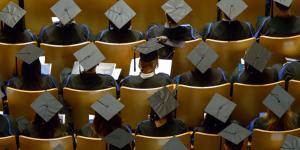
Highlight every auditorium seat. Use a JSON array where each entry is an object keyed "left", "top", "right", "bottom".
[
  {"left": 76, "top": 136, "right": 106, "bottom": 150},
  {"left": 95, "top": 40, "right": 145, "bottom": 76},
  {"left": 0, "top": 136, "right": 17, "bottom": 150},
  {"left": 19, "top": 135, "right": 73, "bottom": 150},
  {"left": 41, "top": 42, "right": 90, "bottom": 81},
  {"left": 231, "top": 81, "right": 285, "bottom": 126},
  {"left": 120, "top": 85, "right": 174, "bottom": 129},
  {"left": 176, "top": 83, "right": 231, "bottom": 128},
  {"left": 193, "top": 132, "right": 222, "bottom": 150},
  {"left": 251, "top": 128, "right": 300, "bottom": 150},
  {"left": 206, "top": 37, "right": 256, "bottom": 73},
  {"left": 288, "top": 80, "right": 300, "bottom": 113},
  {"left": 171, "top": 38, "right": 202, "bottom": 77},
  {"left": 135, "top": 132, "right": 191, "bottom": 150},
  {"left": 63, "top": 87, "right": 116, "bottom": 130},
  {"left": 7, "top": 87, "right": 58, "bottom": 121},
  {"left": 260, "top": 35, "right": 300, "bottom": 66}
]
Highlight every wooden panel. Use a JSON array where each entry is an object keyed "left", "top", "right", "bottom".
[
  {"left": 76, "top": 136, "right": 106, "bottom": 150},
  {"left": 0, "top": 136, "right": 17, "bottom": 150},
  {"left": 19, "top": 136, "right": 73, "bottom": 150},
  {"left": 237, "top": 0, "right": 266, "bottom": 26},
  {"left": 274, "top": 1, "right": 300, "bottom": 16}
]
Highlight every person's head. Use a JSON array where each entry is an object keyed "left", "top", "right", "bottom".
[
  {"left": 109, "top": 20, "right": 132, "bottom": 31},
  {"left": 275, "top": 2, "right": 292, "bottom": 11},
  {"left": 1, "top": 0, "right": 26, "bottom": 33},
  {"left": 92, "top": 112, "right": 123, "bottom": 137},
  {"left": 224, "top": 139, "right": 244, "bottom": 150},
  {"left": 202, "top": 114, "right": 230, "bottom": 134},
  {"left": 165, "top": 14, "right": 178, "bottom": 26},
  {"left": 264, "top": 109, "right": 297, "bottom": 131},
  {"left": 139, "top": 51, "right": 159, "bottom": 74},
  {"left": 21, "top": 59, "right": 41, "bottom": 82},
  {"left": 32, "top": 113, "right": 61, "bottom": 138},
  {"left": 80, "top": 65, "right": 97, "bottom": 76},
  {"left": 150, "top": 109, "right": 174, "bottom": 127}
]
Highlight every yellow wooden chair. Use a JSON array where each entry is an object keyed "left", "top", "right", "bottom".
[
  {"left": 41, "top": 42, "right": 90, "bottom": 81},
  {"left": 176, "top": 83, "right": 231, "bottom": 128},
  {"left": 206, "top": 37, "right": 256, "bottom": 73},
  {"left": 120, "top": 85, "right": 174, "bottom": 129},
  {"left": 0, "top": 136, "right": 17, "bottom": 150},
  {"left": 252, "top": 128, "right": 300, "bottom": 150},
  {"left": 231, "top": 81, "right": 285, "bottom": 126},
  {"left": 135, "top": 132, "right": 191, "bottom": 150},
  {"left": 260, "top": 35, "right": 300, "bottom": 66},
  {"left": 0, "top": 41, "right": 37, "bottom": 80},
  {"left": 94, "top": 40, "right": 145, "bottom": 76},
  {"left": 76, "top": 136, "right": 106, "bottom": 150},
  {"left": 288, "top": 80, "right": 300, "bottom": 113},
  {"left": 171, "top": 38, "right": 202, "bottom": 77},
  {"left": 7, "top": 87, "right": 58, "bottom": 121},
  {"left": 63, "top": 87, "right": 116, "bottom": 130},
  {"left": 193, "top": 132, "right": 222, "bottom": 150},
  {"left": 19, "top": 136, "right": 73, "bottom": 150}
]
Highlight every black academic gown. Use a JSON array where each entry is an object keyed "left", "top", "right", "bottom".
[
  {"left": 231, "top": 67, "right": 278, "bottom": 84},
  {"left": 39, "top": 23, "right": 93, "bottom": 45},
  {"left": 96, "top": 28, "right": 144, "bottom": 43},
  {"left": 0, "top": 30, "right": 36, "bottom": 43},
  {"left": 201, "top": 20, "right": 254, "bottom": 41},
  {"left": 253, "top": 113, "right": 300, "bottom": 130},
  {"left": 279, "top": 62, "right": 300, "bottom": 81},
  {"left": 120, "top": 73, "right": 172, "bottom": 88},
  {"left": 0, "top": 115, "right": 17, "bottom": 137},
  {"left": 7, "top": 75, "right": 57, "bottom": 90},
  {"left": 146, "top": 24, "right": 199, "bottom": 59},
  {"left": 136, "top": 119, "right": 188, "bottom": 137}
]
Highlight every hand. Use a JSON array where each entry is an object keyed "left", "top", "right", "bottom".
[{"left": 156, "top": 36, "right": 168, "bottom": 43}]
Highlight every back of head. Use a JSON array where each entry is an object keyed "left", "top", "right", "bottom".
[
  {"left": 202, "top": 114, "right": 230, "bottom": 134},
  {"left": 139, "top": 51, "right": 158, "bottom": 74},
  {"left": 32, "top": 114, "right": 61, "bottom": 138},
  {"left": 92, "top": 112, "right": 122, "bottom": 137},
  {"left": 149, "top": 109, "right": 174, "bottom": 122},
  {"left": 224, "top": 120, "right": 244, "bottom": 150},
  {"left": 109, "top": 20, "right": 131, "bottom": 31},
  {"left": 165, "top": 14, "right": 177, "bottom": 26},
  {"left": 20, "top": 59, "right": 42, "bottom": 89},
  {"left": 264, "top": 109, "right": 297, "bottom": 131},
  {"left": 275, "top": 2, "right": 291, "bottom": 11}
]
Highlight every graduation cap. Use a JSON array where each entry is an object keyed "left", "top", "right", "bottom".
[
  {"left": 204, "top": 93, "right": 236, "bottom": 123},
  {"left": 73, "top": 43, "right": 106, "bottom": 71},
  {"left": 50, "top": 0, "right": 81, "bottom": 25},
  {"left": 91, "top": 93, "right": 124, "bottom": 121},
  {"left": 105, "top": 0, "right": 136, "bottom": 29},
  {"left": 218, "top": 123, "right": 251, "bottom": 145},
  {"left": 161, "top": 137, "right": 189, "bottom": 150},
  {"left": 274, "top": 0, "right": 293, "bottom": 7},
  {"left": 16, "top": 44, "right": 45, "bottom": 64},
  {"left": 53, "top": 144, "right": 65, "bottom": 150},
  {"left": 103, "top": 128, "right": 134, "bottom": 149},
  {"left": 187, "top": 42, "right": 219, "bottom": 73},
  {"left": 161, "top": 0, "right": 192, "bottom": 23},
  {"left": 0, "top": 1, "right": 26, "bottom": 28},
  {"left": 31, "top": 91, "right": 63, "bottom": 122},
  {"left": 16, "top": 116, "right": 30, "bottom": 133},
  {"left": 148, "top": 87, "right": 178, "bottom": 119},
  {"left": 263, "top": 85, "right": 294, "bottom": 118},
  {"left": 243, "top": 42, "right": 272, "bottom": 73},
  {"left": 281, "top": 134, "right": 300, "bottom": 150},
  {"left": 216, "top": 0, "right": 248, "bottom": 20}
]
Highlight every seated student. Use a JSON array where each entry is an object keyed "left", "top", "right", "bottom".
[
  {"left": 146, "top": 0, "right": 199, "bottom": 59},
  {"left": 256, "top": 1, "right": 300, "bottom": 37},
  {"left": 120, "top": 41, "right": 172, "bottom": 88},
  {"left": 195, "top": 114, "right": 230, "bottom": 134},
  {"left": 279, "top": 61, "right": 300, "bottom": 81}
]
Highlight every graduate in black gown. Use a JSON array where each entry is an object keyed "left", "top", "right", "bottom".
[{"left": 279, "top": 61, "right": 300, "bottom": 81}]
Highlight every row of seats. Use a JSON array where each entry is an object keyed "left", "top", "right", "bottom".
[
  {"left": 5, "top": 79, "right": 300, "bottom": 130},
  {"left": 1, "top": 127, "right": 300, "bottom": 150}
]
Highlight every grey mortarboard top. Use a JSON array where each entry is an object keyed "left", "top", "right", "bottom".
[
  {"left": 31, "top": 91, "right": 63, "bottom": 122},
  {"left": 0, "top": 1, "right": 26, "bottom": 28},
  {"left": 281, "top": 134, "right": 300, "bottom": 150},
  {"left": 161, "top": 0, "right": 192, "bottom": 23},
  {"left": 204, "top": 93, "right": 236, "bottom": 123},
  {"left": 50, "top": 0, "right": 81, "bottom": 25},
  {"left": 187, "top": 42, "right": 219, "bottom": 73},
  {"left": 148, "top": 87, "right": 178, "bottom": 119},
  {"left": 218, "top": 123, "right": 251, "bottom": 145},
  {"left": 216, "top": 0, "right": 248, "bottom": 20},
  {"left": 274, "top": 0, "right": 293, "bottom": 7},
  {"left": 134, "top": 38, "right": 165, "bottom": 55},
  {"left": 16, "top": 44, "right": 45, "bottom": 64},
  {"left": 91, "top": 93, "right": 124, "bottom": 121},
  {"left": 105, "top": 0, "right": 136, "bottom": 29},
  {"left": 16, "top": 116, "right": 30, "bottom": 133},
  {"left": 161, "top": 137, "right": 189, "bottom": 150},
  {"left": 53, "top": 144, "right": 65, "bottom": 150},
  {"left": 263, "top": 85, "right": 294, "bottom": 118},
  {"left": 243, "top": 42, "right": 272, "bottom": 73},
  {"left": 103, "top": 128, "right": 134, "bottom": 149},
  {"left": 73, "top": 43, "right": 106, "bottom": 71}
]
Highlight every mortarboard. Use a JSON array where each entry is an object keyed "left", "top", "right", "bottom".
[
  {"left": 243, "top": 42, "right": 272, "bottom": 72},
  {"left": 53, "top": 144, "right": 65, "bottom": 150},
  {"left": 161, "top": 137, "right": 189, "bottom": 150},
  {"left": 161, "top": 0, "right": 192, "bottom": 23},
  {"left": 218, "top": 123, "right": 251, "bottom": 145},
  {"left": 274, "top": 0, "right": 293, "bottom": 7},
  {"left": 187, "top": 42, "right": 219, "bottom": 73},
  {"left": 91, "top": 93, "right": 124, "bottom": 121},
  {"left": 16, "top": 116, "right": 30, "bottom": 133},
  {"left": 0, "top": 1, "right": 26, "bottom": 28},
  {"left": 103, "top": 128, "right": 134, "bottom": 149},
  {"left": 31, "top": 91, "right": 63, "bottom": 122},
  {"left": 16, "top": 44, "right": 45, "bottom": 64},
  {"left": 105, "top": 0, "right": 136, "bottom": 29},
  {"left": 50, "top": 0, "right": 81, "bottom": 25},
  {"left": 263, "top": 85, "right": 294, "bottom": 118},
  {"left": 148, "top": 87, "right": 178, "bottom": 119},
  {"left": 134, "top": 38, "right": 165, "bottom": 55},
  {"left": 73, "top": 43, "right": 106, "bottom": 71},
  {"left": 204, "top": 93, "right": 236, "bottom": 123},
  {"left": 281, "top": 134, "right": 300, "bottom": 150},
  {"left": 216, "top": 0, "right": 248, "bottom": 20}
]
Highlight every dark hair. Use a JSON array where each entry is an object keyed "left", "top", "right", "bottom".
[
  {"left": 32, "top": 114, "right": 61, "bottom": 138},
  {"left": 20, "top": 59, "right": 42, "bottom": 90},
  {"left": 109, "top": 20, "right": 132, "bottom": 31},
  {"left": 166, "top": 14, "right": 177, "bottom": 25},
  {"left": 224, "top": 121, "right": 244, "bottom": 150},
  {"left": 92, "top": 112, "right": 123, "bottom": 137},
  {"left": 149, "top": 109, "right": 174, "bottom": 122},
  {"left": 275, "top": 2, "right": 291, "bottom": 11},
  {"left": 139, "top": 51, "right": 158, "bottom": 73},
  {"left": 201, "top": 114, "right": 230, "bottom": 134},
  {"left": 263, "top": 109, "right": 297, "bottom": 131}
]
